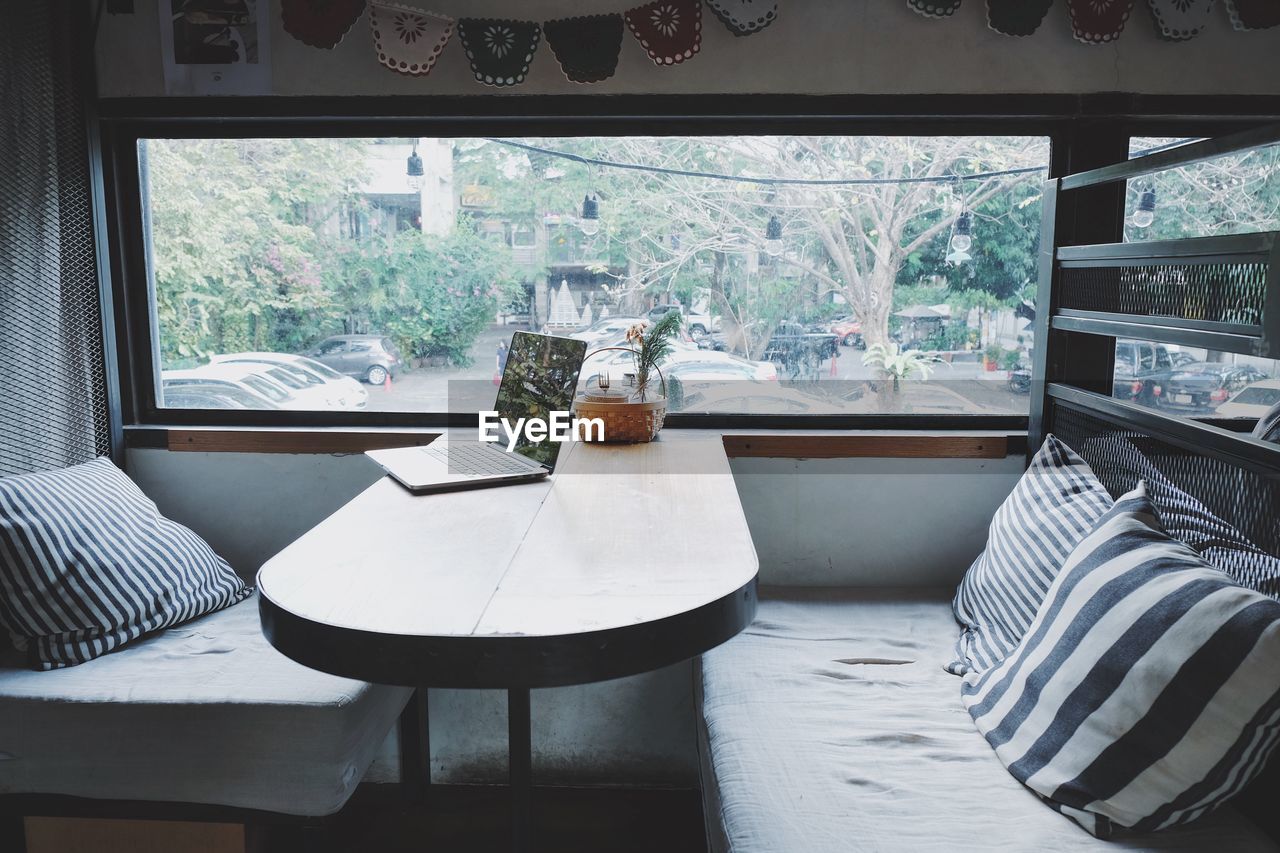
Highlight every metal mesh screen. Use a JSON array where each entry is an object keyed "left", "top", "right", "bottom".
[
  {"left": 1051, "top": 404, "right": 1280, "bottom": 560},
  {"left": 0, "top": 6, "right": 112, "bottom": 476},
  {"left": 1058, "top": 262, "right": 1268, "bottom": 326}
]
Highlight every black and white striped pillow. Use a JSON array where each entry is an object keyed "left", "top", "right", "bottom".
[
  {"left": 0, "top": 457, "right": 251, "bottom": 670},
  {"left": 963, "top": 485, "right": 1280, "bottom": 838},
  {"left": 948, "top": 435, "right": 1113, "bottom": 675}
]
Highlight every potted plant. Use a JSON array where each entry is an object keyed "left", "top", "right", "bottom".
[
  {"left": 573, "top": 312, "right": 681, "bottom": 443},
  {"left": 983, "top": 343, "right": 1002, "bottom": 372}
]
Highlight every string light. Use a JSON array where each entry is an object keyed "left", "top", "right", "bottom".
[
  {"left": 580, "top": 194, "right": 600, "bottom": 236},
  {"left": 950, "top": 211, "right": 973, "bottom": 253},
  {"left": 1132, "top": 187, "right": 1157, "bottom": 229},
  {"left": 764, "top": 215, "right": 783, "bottom": 257},
  {"left": 406, "top": 143, "right": 424, "bottom": 192}
]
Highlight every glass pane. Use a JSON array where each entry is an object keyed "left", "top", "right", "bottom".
[
  {"left": 141, "top": 135, "right": 1049, "bottom": 416},
  {"left": 1125, "top": 136, "right": 1280, "bottom": 243},
  {"left": 1113, "top": 337, "right": 1280, "bottom": 424}
]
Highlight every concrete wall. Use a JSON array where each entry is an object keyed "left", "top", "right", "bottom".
[
  {"left": 97, "top": 1, "right": 1280, "bottom": 99},
  {"left": 125, "top": 444, "right": 1019, "bottom": 785}
]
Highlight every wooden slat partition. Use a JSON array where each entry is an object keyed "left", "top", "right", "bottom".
[
  {"left": 165, "top": 429, "right": 439, "bottom": 454},
  {"left": 722, "top": 434, "right": 1009, "bottom": 459}
]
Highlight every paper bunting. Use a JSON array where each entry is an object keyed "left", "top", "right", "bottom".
[
  {"left": 705, "top": 0, "right": 778, "bottom": 36},
  {"left": 986, "top": 0, "right": 1053, "bottom": 35},
  {"left": 544, "top": 15, "right": 625, "bottom": 83},
  {"left": 282, "top": 0, "right": 367, "bottom": 49},
  {"left": 1224, "top": 0, "right": 1280, "bottom": 30},
  {"left": 625, "top": 0, "right": 702, "bottom": 66},
  {"left": 1067, "top": 0, "right": 1135, "bottom": 43},
  {"left": 1146, "top": 0, "right": 1215, "bottom": 41},
  {"left": 369, "top": 2, "right": 453, "bottom": 76},
  {"left": 458, "top": 18, "right": 541, "bottom": 87},
  {"left": 908, "top": 0, "right": 963, "bottom": 18}
]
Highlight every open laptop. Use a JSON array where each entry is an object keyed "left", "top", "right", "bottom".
[{"left": 367, "top": 332, "right": 587, "bottom": 495}]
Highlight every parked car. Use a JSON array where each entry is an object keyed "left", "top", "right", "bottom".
[
  {"left": 210, "top": 352, "right": 368, "bottom": 410},
  {"left": 1113, "top": 339, "right": 1177, "bottom": 405},
  {"left": 1215, "top": 379, "right": 1280, "bottom": 420},
  {"left": 762, "top": 322, "right": 840, "bottom": 372},
  {"left": 1169, "top": 350, "right": 1198, "bottom": 368},
  {"left": 568, "top": 316, "right": 646, "bottom": 348},
  {"left": 646, "top": 303, "right": 721, "bottom": 337},
  {"left": 829, "top": 316, "right": 865, "bottom": 349},
  {"left": 307, "top": 334, "right": 403, "bottom": 384},
  {"left": 581, "top": 334, "right": 774, "bottom": 392},
  {"left": 159, "top": 382, "right": 280, "bottom": 410},
  {"left": 677, "top": 382, "right": 824, "bottom": 415},
  {"left": 161, "top": 367, "right": 293, "bottom": 410},
  {"left": 1161, "top": 362, "right": 1268, "bottom": 413}
]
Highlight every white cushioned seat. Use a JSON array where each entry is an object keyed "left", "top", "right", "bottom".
[
  {"left": 0, "top": 594, "right": 411, "bottom": 816},
  {"left": 698, "top": 587, "right": 1277, "bottom": 853}
]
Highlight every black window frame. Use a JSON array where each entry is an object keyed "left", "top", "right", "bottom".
[{"left": 95, "top": 94, "right": 1280, "bottom": 435}]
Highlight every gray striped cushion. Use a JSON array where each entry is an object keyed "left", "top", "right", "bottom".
[
  {"left": 0, "top": 457, "right": 251, "bottom": 670},
  {"left": 948, "top": 435, "right": 1113, "bottom": 675},
  {"left": 963, "top": 485, "right": 1280, "bottom": 838}
]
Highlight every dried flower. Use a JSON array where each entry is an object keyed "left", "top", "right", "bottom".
[{"left": 625, "top": 322, "right": 648, "bottom": 344}]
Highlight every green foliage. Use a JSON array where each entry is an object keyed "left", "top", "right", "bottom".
[
  {"left": 323, "top": 224, "right": 521, "bottom": 366},
  {"left": 862, "top": 342, "right": 942, "bottom": 391},
  {"left": 147, "top": 138, "right": 520, "bottom": 369},
  {"left": 147, "top": 137, "right": 364, "bottom": 366},
  {"left": 920, "top": 322, "right": 973, "bottom": 352},
  {"left": 631, "top": 310, "right": 682, "bottom": 398}
]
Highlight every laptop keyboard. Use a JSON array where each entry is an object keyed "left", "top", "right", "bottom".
[{"left": 422, "top": 441, "right": 539, "bottom": 476}]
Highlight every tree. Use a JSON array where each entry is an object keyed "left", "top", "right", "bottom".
[
  {"left": 569, "top": 135, "right": 1050, "bottom": 353},
  {"left": 322, "top": 223, "right": 521, "bottom": 365},
  {"left": 146, "top": 137, "right": 366, "bottom": 364}
]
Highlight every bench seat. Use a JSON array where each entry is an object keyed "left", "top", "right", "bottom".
[
  {"left": 698, "top": 587, "right": 1277, "bottom": 853},
  {"left": 0, "top": 594, "right": 411, "bottom": 817}
]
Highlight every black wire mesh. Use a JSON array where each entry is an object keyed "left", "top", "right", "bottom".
[
  {"left": 1052, "top": 405, "right": 1280, "bottom": 564},
  {"left": 0, "top": 6, "right": 111, "bottom": 477},
  {"left": 1058, "top": 262, "right": 1268, "bottom": 326}
]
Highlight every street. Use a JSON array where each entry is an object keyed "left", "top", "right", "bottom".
[{"left": 363, "top": 325, "right": 1031, "bottom": 416}]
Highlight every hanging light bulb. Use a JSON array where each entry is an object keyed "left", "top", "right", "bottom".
[
  {"left": 406, "top": 143, "right": 424, "bottom": 192},
  {"left": 1132, "top": 188, "right": 1157, "bottom": 229},
  {"left": 764, "top": 215, "right": 784, "bottom": 257},
  {"left": 580, "top": 194, "right": 600, "bottom": 236},
  {"left": 950, "top": 211, "right": 973, "bottom": 253}
]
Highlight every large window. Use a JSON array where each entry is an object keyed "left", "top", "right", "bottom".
[{"left": 138, "top": 135, "right": 1050, "bottom": 418}]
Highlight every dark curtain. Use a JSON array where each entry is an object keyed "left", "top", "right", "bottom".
[{"left": 0, "top": 3, "right": 112, "bottom": 476}]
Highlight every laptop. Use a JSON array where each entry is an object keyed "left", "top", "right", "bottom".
[{"left": 367, "top": 332, "right": 588, "bottom": 495}]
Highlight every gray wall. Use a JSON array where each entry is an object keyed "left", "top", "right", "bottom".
[
  {"left": 97, "top": 1, "right": 1280, "bottom": 99},
  {"left": 126, "top": 445, "right": 1019, "bottom": 786}
]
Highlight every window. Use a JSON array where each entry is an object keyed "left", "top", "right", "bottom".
[{"left": 138, "top": 135, "right": 1049, "bottom": 418}]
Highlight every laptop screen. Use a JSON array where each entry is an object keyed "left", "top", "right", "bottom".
[{"left": 494, "top": 332, "right": 587, "bottom": 469}]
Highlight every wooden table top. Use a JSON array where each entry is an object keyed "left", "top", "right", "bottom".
[{"left": 257, "top": 431, "right": 759, "bottom": 688}]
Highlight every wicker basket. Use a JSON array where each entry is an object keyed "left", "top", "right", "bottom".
[{"left": 572, "top": 348, "right": 667, "bottom": 443}]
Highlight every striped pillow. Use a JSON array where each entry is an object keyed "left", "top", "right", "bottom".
[
  {"left": 0, "top": 457, "right": 251, "bottom": 670},
  {"left": 948, "top": 435, "right": 1113, "bottom": 675},
  {"left": 963, "top": 485, "right": 1280, "bottom": 838}
]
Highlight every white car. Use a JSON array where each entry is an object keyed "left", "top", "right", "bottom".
[
  {"left": 181, "top": 363, "right": 315, "bottom": 410},
  {"left": 1216, "top": 380, "right": 1280, "bottom": 420},
  {"left": 568, "top": 316, "right": 646, "bottom": 348},
  {"left": 161, "top": 366, "right": 298, "bottom": 410},
  {"left": 210, "top": 352, "right": 368, "bottom": 410},
  {"left": 581, "top": 334, "right": 776, "bottom": 390}
]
